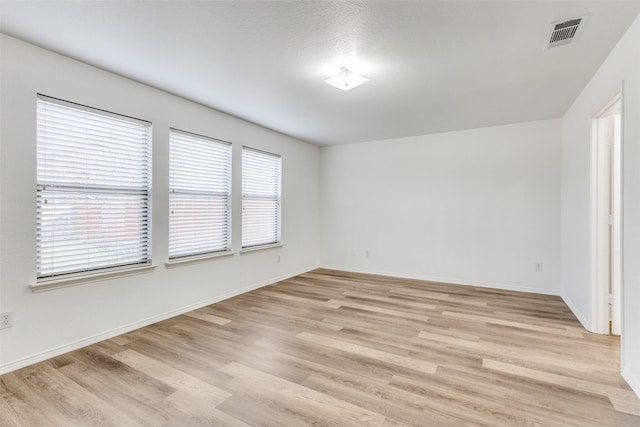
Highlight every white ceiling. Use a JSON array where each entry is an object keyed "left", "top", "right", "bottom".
[{"left": 1, "top": 1, "right": 639, "bottom": 146}]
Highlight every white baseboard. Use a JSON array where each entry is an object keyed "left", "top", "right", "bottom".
[
  {"left": 622, "top": 367, "right": 640, "bottom": 399},
  {"left": 0, "top": 265, "right": 319, "bottom": 375},
  {"left": 320, "top": 265, "right": 560, "bottom": 296},
  {"left": 560, "top": 292, "right": 592, "bottom": 331}
]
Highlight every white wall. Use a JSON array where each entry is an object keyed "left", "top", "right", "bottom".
[
  {"left": 320, "top": 120, "right": 562, "bottom": 295},
  {"left": 561, "top": 15, "right": 640, "bottom": 397},
  {"left": 0, "top": 35, "right": 321, "bottom": 373}
]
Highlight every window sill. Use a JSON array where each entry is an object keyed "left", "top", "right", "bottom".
[
  {"left": 31, "top": 264, "right": 157, "bottom": 293},
  {"left": 240, "top": 243, "right": 283, "bottom": 254},
  {"left": 165, "top": 251, "right": 234, "bottom": 268}
]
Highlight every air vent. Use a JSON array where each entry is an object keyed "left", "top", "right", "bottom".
[{"left": 546, "top": 15, "right": 587, "bottom": 49}]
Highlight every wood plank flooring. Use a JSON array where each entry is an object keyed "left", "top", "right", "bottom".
[{"left": 2, "top": 268, "right": 639, "bottom": 426}]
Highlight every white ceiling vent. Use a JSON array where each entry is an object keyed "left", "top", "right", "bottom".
[{"left": 545, "top": 15, "right": 588, "bottom": 49}]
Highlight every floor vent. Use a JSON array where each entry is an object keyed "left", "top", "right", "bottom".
[{"left": 546, "top": 16, "right": 587, "bottom": 49}]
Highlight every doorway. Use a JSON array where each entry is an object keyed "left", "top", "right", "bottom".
[{"left": 592, "top": 93, "right": 622, "bottom": 335}]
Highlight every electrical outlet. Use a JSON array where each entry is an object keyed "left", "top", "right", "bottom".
[
  {"left": 277, "top": 255, "right": 281, "bottom": 263},
  {"left": 0, "top": 312, "right": 14, "bottom": 329},
  {"left": 365, "top": 249, "right": 370, "bottom": 257},
  {"left": 535, "top": 263, "right": 544, "bottom": 272}
]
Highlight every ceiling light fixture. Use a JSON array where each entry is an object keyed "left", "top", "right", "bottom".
[{"left": 324, "top": 66, "right": 369, "bottom": 91}]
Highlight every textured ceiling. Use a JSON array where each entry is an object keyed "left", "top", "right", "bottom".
[{"left": 1, "top": 1, "right": 639, "bottom": 146}]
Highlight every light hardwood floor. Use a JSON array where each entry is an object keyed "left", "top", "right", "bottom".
[{"left": 1, "top": 269, "right": 639, "bottom": 426}]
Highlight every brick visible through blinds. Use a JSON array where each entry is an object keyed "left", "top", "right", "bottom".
[
  {"left": 169, "top": 129, "right": 232, "bottom": 259},
  {"left": 36, "top": 95, "right": 152, "bottom": 280},
  {"left": 242, "top": 147, "right": 281, "bottom": 248}
]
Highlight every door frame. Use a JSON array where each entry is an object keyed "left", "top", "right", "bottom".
[{"left": 590, "top": 90, "right": 623, "bottom": 335}]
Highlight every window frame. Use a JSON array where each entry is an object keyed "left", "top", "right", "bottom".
[
  {"left": 167, "top": 128, "right": 233, "bottom": 262},
  {"left": 241, "top": 146, "right": 282, "bottom": 250},
  {"left": 35, "top": 94, "right": 153, "bottom": 287}
]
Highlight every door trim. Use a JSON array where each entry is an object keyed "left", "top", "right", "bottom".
[{"left": 590, "top": 91, "right": 622, "bottom": 335}]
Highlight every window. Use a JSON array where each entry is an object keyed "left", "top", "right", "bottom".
[
  {"left": 242, "top": 147, "right": 281, "bottom": 249},
  {"left": 168, "top": 129, "right": 231, "bottom": 259},
  {"left": 36, "top": 95, "right": 152, "bottom": 280}
]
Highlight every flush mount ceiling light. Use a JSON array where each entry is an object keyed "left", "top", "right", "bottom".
[{"left": 324, "top": 66, "right": 369, "bottom": 91}]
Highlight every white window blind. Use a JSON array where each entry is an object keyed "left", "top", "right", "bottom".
[
  {"left": 36, "top": 95, "right": 152, "bottom": 280},
  {"left": 242, "top": 147, "right": 281, "bottom": 249},
  {"left": 169, "top": 129, "right": 232, "bottom": 259}
]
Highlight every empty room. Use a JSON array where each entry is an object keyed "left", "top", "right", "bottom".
[{"left": 2, "top": 1, "right": 640, "bottom": 425}]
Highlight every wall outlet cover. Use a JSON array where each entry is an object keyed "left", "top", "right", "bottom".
[{"left": 0, "top": 312, "right": 14, "bottom": 329}]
